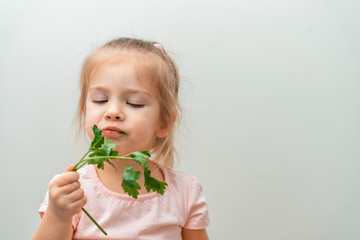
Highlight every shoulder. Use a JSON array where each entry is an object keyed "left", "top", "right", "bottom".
[
  {"left": 165, "top": 167, "right": 201, "bottom": 188},
  {"left": 163, "top": 166, "right": 210, "bottom": 229},
  {"left": 162, "top": 166, "right": 205, "bottom": 200}
]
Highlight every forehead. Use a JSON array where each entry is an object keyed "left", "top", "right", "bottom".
[
  {"left": 86, "top": 51, "right": 162, "bottom": 93},
  {"left": 88, "top": 60, "right": 155, "bottom": 94}
]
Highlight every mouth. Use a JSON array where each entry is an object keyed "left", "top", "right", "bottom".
[{"left": 101, "top": 126, "right": 127, "bottom": 136}]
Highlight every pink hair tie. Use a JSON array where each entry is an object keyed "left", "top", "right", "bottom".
[{"left": 153, "top": 43, "right": 163, "bottom": 50}]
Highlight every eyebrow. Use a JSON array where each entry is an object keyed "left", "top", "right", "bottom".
[
  {"left": 88, "top": 86, "right": 110, "bottom": 93},
  {"left": 88, "top": 86, "right": 153, "bottom": 97}
]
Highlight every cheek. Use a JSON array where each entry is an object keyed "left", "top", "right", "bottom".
[
  {"left": 84, "top": 108, "right": 100, "bottom": 139},
  {"left": 131, "top": 112, "right": 159, "bottom": 135},
  {"left": 145, "top": 115, "right": 162, "bottom": 138},
  {"left": 84, "top": 120, "right": 95, "bottom": 140},
  {"left": 85, "top": 104, "right": 101, "bottom": 122},
  {"left": 86, "top": 128, "right": 95, "bottom": 141}
]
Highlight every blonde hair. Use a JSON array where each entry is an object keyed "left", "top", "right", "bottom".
[{"left": 75, "top": 38, "right": 181, "bottom": 167}]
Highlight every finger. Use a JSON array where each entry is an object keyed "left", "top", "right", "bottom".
[
  {"left": 66, "top": 187, "right": 85, "bottom": 204},
  {"left": 52, "top": 172, "right": 79, "bottom": 187},
  {"left": 60, "top": 180, "right": 81, "bottom": 194},
  {"left": 69, "top": 195, "right": 87, "bottom": 213}
]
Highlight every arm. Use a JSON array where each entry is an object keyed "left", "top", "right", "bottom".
[
  {"left": 182, "top": 228, "right": 209, "bottom": 240},
  {"left": 33, "top": 210, "right": 73, "bottom": 240},
  {"left": 32, "top": 171, "right": 87, "bottom": 240}
]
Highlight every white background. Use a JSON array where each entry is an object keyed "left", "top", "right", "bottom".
[{"left": 1, "top": 0, "right": 359, "bottom": 239}]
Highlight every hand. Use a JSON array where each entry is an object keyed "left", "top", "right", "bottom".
[{"left": 47, "top": 165, "right": 87, "bottom": 222}]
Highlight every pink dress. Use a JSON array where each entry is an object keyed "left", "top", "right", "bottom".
[{"left": 38, "top": 164, "right": 210, "bottom": 240}]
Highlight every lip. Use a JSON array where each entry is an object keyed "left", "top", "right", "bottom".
[{"left": 101, "top": 126, "right": 126, "bottom": 136}]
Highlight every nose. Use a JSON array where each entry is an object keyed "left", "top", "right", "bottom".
[{"left": 104, "top": 104, "right": 125, "bottom": 121}]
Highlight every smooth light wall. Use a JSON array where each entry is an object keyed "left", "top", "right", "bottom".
[{"left": 1, "top": 0, "right": 359, "bottom": 239}]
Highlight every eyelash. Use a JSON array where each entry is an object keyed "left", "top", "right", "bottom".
[
  {"left": 93, "top": 100, "right": 108, "bottom": 103},
  {"left": 92, "top": 100, "right": 144, "bottom": 108},
  {"left": 127, "top": 102, "right": 145, "bottom": 108}
]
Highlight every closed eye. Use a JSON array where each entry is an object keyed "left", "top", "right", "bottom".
[
  {"left": 93, "top": 100, "right": 108, "bottom": 103},
  {"left": 127, "top": 102, "right": 144, "bottom": 108}
]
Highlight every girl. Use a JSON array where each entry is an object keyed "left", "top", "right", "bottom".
[{"left": 33, "top": 38, "right": 210, "bottom": 240}]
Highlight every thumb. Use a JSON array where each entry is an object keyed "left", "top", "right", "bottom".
[{"left": 64, "top": 164, "right": 76, "bottom": 173}]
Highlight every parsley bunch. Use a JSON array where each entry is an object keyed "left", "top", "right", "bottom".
[{"left": 71, "top": 125, "right": 167, "bottom": 235}]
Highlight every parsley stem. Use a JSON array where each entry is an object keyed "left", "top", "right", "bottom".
[
  {"left": 83, "top": 156, "right": 141, "bottom": 161},
  {"left": 81, "top": 207, "right": 107, "bottom": 236},
  {"left": 72, "top": 149, "right": 91, "bottom": 171},
  {"left": 76, "top": 161, "right": 89, "bottom": 170},
  {"left": 70, "top": 148, "right": 108, "bottom": 235}
]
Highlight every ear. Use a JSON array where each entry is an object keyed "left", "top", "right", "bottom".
[
  {"left": 156, "top": 111, "right": 177, "bottom": 139},
  {"left": 156, "top": 128, "right": 169, "bottom": 138}
]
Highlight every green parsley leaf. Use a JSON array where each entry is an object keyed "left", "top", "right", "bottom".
[
  {"left": 130, "top": 151, "right": 151, "bottom": 159},
  {"left": 130, "top": 152, "right": 148, "bottom": 165},
  {"left": 90, "top": 125, "right": 104, "bottom": 149},
  {"left": 101, "top": 140, "right": 117, "bottom": 155},
  {"left": 143, "top": 166, "right": 168, "bottom": 195},
  {"left": 122, "top": 166, "right": 141, "bottom": 198},
  {"left": 130, "top": 151, "right": 168, "bottom": 196}
]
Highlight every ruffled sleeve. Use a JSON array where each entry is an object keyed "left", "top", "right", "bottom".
[{"left": 183, "top": 176, "right": 210, "bottom": 229}]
